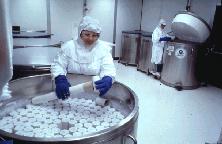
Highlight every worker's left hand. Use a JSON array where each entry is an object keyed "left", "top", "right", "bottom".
[
  {"left": 94, "top": 76, "right": 112, "bottom": 96},
  {"left": 159, "top": 36, "right": 171, "bottom": 42},
  {"left": 0, "top": 140, "right": 13, "bottom": 144}
]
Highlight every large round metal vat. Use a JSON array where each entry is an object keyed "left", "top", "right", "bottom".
[
  {"left": 137, "top": 32, "right": 152, "bottom": 73},
  {"left": 119, "top": 31, "right": 141, "bottom": 66},
  {"left": 161, "top": 39, "right": 200, "bottom": 90},
  {"left": 0, "top": 74, "right": 139, "bottom": 144}
]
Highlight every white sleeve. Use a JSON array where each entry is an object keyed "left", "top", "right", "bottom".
[
  {"left": 152, "top": 29, "right": 161, "bottom": 44},
  {"left": 99, "top": 48, "right": 116, "bottom": 81},
  {"left": 50, "top": 47, "right": 69, "bottom": 79}
]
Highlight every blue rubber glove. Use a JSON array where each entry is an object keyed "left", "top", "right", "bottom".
[
  {"left": 55, "top": 75, "right": 71, "bottom": 100},
  {"left": 0, "top": 140, "right": 13, "bottom": 144},
  {"left": 94, "top": 76, "right": 112, "bottom": 96},
  {"left": 159, "top": 37, "right": 171, "bottom": 42}
]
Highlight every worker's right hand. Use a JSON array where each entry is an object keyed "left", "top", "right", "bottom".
[
  {"left": 55, "top": 75, "right": 71, "bottom": 100},
  {"left": 159, "top": 36, "right": 171, "bottom": 42}
]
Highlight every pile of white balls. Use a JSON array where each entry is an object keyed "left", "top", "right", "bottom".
[{"left": 0, "top": 98, "right": 125, "bottom": 138}]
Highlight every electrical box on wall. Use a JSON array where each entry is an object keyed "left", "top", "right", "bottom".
[{"left": 211, "top": 6, "right": 222, "bottom": 52}]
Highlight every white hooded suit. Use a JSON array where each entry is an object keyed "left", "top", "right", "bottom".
[
  {"left": 51, "top": 16, "right": 116, "bottom": 79},
  {"left": 151, "top": 19, "right": 168, "bottom": 64}
]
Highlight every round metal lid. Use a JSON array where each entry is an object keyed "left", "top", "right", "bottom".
[{"left": 171, "top": 11, "right": 211, "bottom": 43}]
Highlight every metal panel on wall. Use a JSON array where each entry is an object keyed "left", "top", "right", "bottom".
[
  {"left": 9, "top": 0, "right": 47, "bottom": 31},
  {"left": 115, "top": 0, "right": 142, "bottom": 58},
  {"left": 87, "top": 0, "right": 115, "bottom": 43},
  {"left": 50, "top": 0, "right": 83, "bottom": 41}
]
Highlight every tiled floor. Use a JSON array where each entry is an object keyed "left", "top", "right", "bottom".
[{"left": 114, "top": 61, "right": 222, "bottom": 144}]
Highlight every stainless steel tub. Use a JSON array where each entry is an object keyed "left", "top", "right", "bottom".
[{"left": 0, "top": 74, "right": 139, "bottom": 144}]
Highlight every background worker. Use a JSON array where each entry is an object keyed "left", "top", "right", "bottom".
[{"left": 151, "top": 18, "right": 173, "bottom": 79}]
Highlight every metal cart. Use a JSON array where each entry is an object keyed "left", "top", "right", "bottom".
[
  {"left": 119, "top": 30, "right": 141, "bottom": 66},
  {"left": 137, "top": 32, "right": 152, "bottom": 74}
]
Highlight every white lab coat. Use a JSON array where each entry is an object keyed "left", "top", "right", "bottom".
[
  {"left": 51, "top": 39, "right": 116, "bottom": 79},
  {"left": 151, "top": 26, "right": 167, "bottom": 64}
]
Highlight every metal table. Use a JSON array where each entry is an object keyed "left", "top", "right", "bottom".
[
  {"left": 13, "top": 37, "right": 62, "bottom": 48},
  {"left": 13, "top": 31, "right": 52, "bottom": 38}
]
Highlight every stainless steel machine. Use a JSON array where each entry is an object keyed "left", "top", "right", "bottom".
[
  {"left": 137, "top": 32, "right": 152, "bottom": 74},
  {"left": 119, "top": 30, "right": 141, "bottom": 66},
  {"left": 160, "top": 9, "right": 211, "bottom": 90}
]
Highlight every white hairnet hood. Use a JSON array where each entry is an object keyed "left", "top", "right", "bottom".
[
  {"left": 78, "top": 16, "right": 101, "bottom": 36},
  {"left": 159, "top": 19, "right": 166, "bottom": 26}
]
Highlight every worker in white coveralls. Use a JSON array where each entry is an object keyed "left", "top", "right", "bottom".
[
  {"left": 51, "top": 16, "right": 116, "bottom": 100},
  {"left": 151, "top": 18, "right": 173, "bottom": 79}
]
